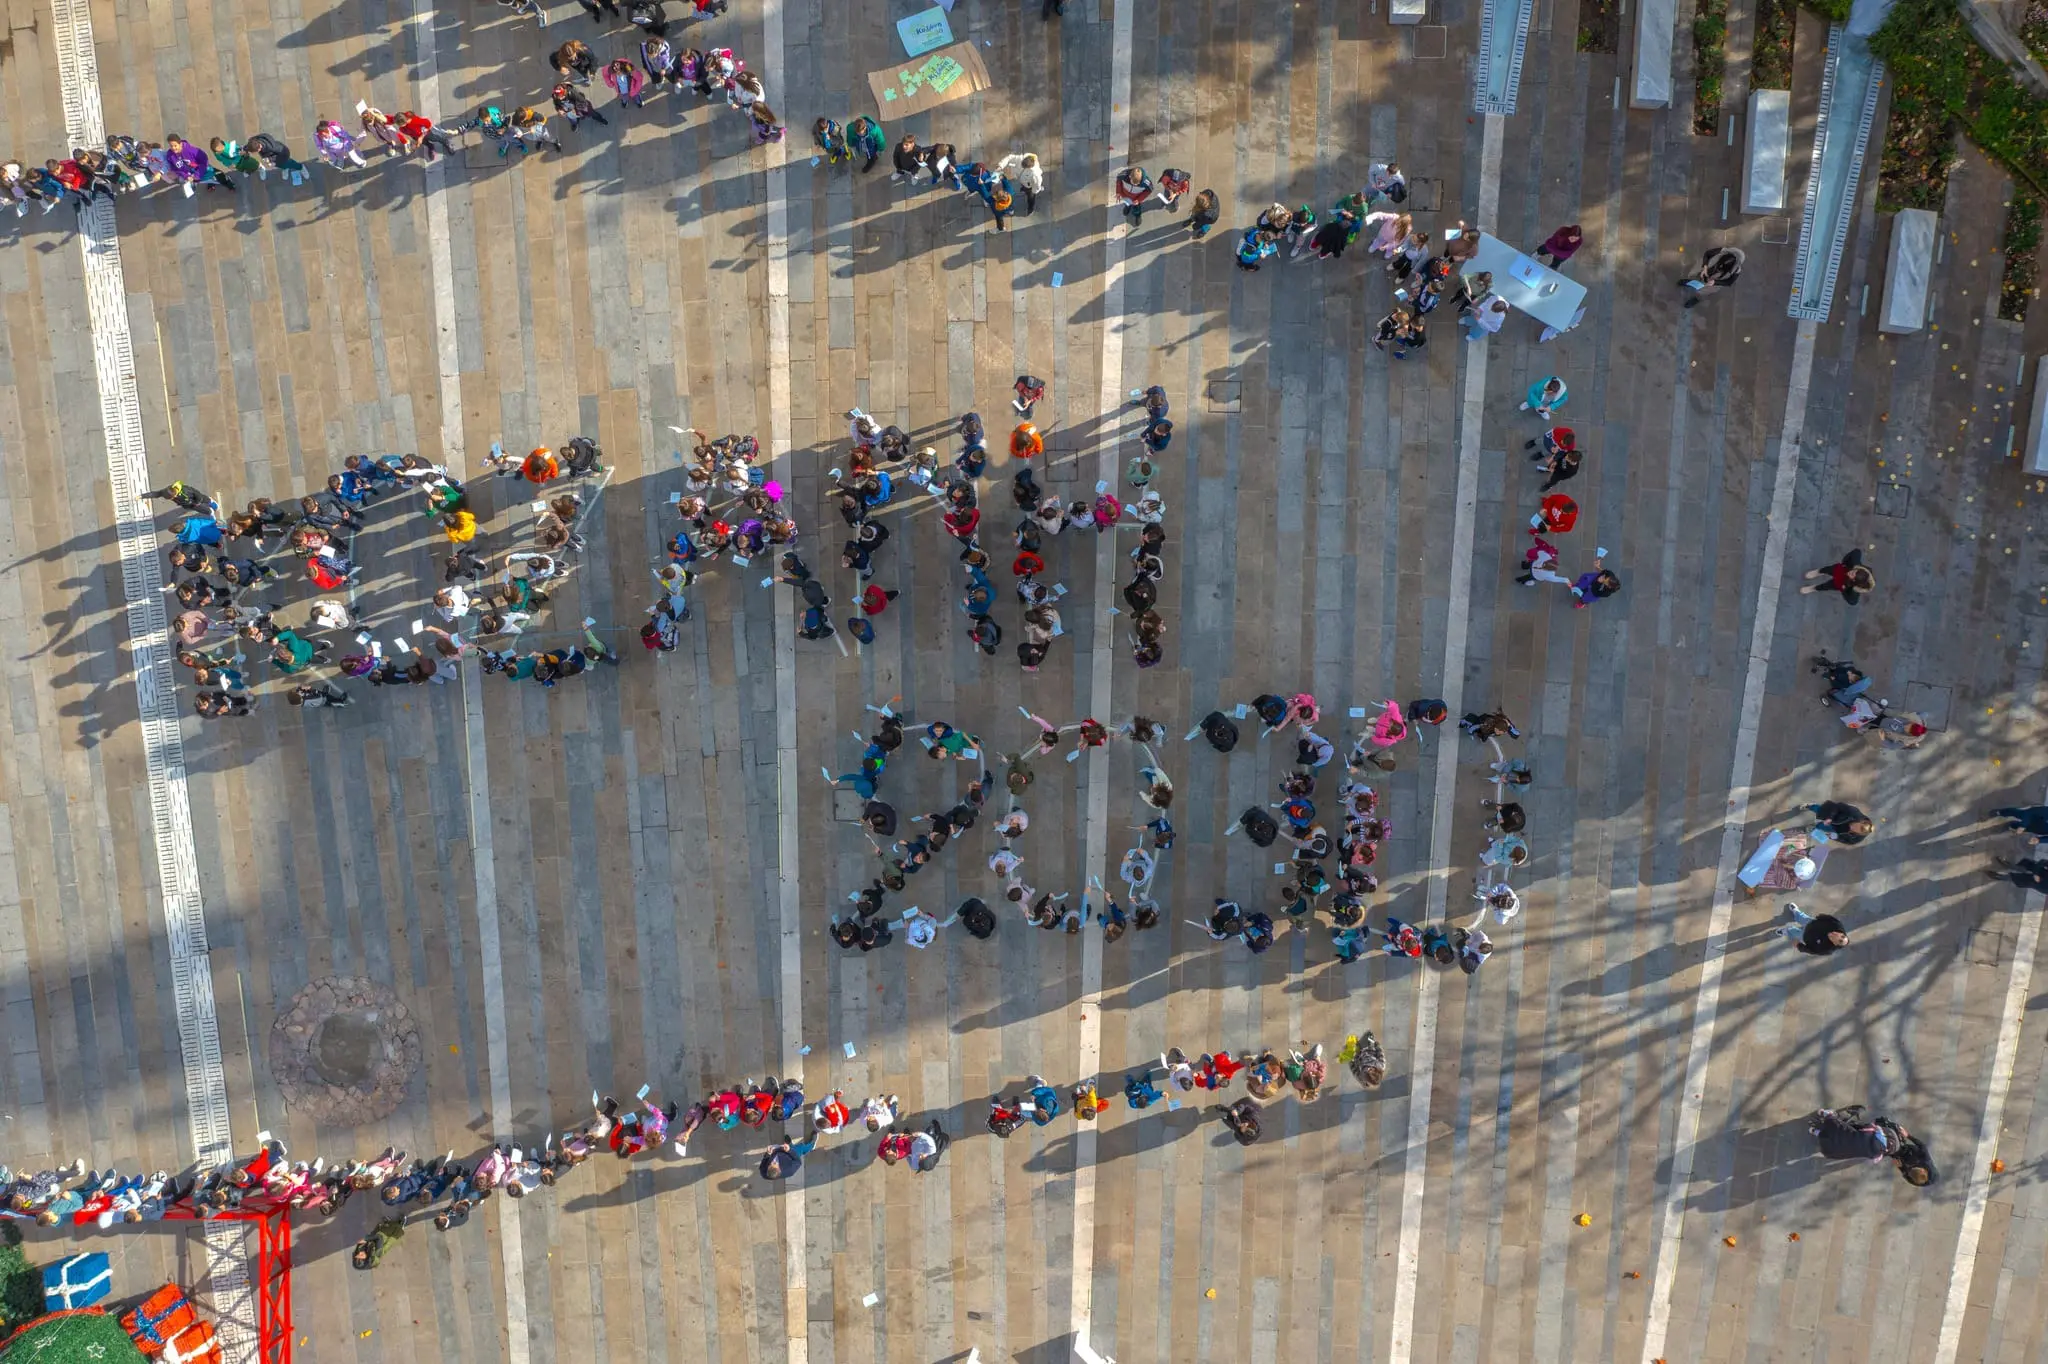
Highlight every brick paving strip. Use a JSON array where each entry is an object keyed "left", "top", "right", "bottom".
[
  {"left": 47, "top": 0, "right": 256, "bottom": 1355},
  {"left": 408, "top": 3, "right": 534, "bottom": 1360},
  {"left": 1639, "top": 319, "right": 1816, "bottom": 1364},
  {"left": 1069, "top": 1, "right": 1137, "bottom": 1358}
]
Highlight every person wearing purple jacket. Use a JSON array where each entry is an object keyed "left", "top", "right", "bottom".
[
  {"left": 164, "top": 134, "right": 234, "bottom": 189},
  {"left": 1569, "top": 554, "right": 1621, "bottom": 609},
  {"left": 1534, "top": 223, "right": 1582, "bottom": 268},
  {"left": 314, "top": 120, "right": 367, "bottom": 169}
]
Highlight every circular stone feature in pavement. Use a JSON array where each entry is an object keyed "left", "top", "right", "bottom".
[{"left": 269, "top": 976, "right": 423, "bottom": 1127}]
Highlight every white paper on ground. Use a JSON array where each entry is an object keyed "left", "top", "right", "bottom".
[{"left": 844, "top": 1041, "right": 858, "bottom": 1058}]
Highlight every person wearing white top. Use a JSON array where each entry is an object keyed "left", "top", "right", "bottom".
[
  {"left": 908, "top": 1120, "right": 949, "bottom": 1172},
  {"left": 1475, "top": 884, "right": 1520, "bottom": 924},
  {"left": 861, "top": 1094, "right": 900, "bottom": 1132},
  {"left": 1462, "top": 293, "right": 1510, "bottom": 340},
  {"left": 994, "top": 151, "right": 1044, "bottom": 213},
  {"left": 434, "top": 584, "right": 471, "bottom": 622},
  {"left": 905, "top": 910, "right": 938, "bottom": 949},
  {"left": 310, "top": 599, "right": 354, "bottom": 630}
]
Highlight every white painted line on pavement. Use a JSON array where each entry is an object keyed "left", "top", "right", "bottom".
[
  {"left": 413, "top": 8, "right": 531, "bottom": 1363},
  {"left": 1932, "top": 888, "right": 2043, "bottom": 1364},
  {"left": 49, "top": 0, "right": 253, "bottom": 1354},
  {"left": 1390, "top": 109, "right": 1504, "bottom": 1364},
  {"left": 757, "top": 2, "right": 809, "bottom": 1361},
  {"left": 1071, "top": 0, "right": 1136, "bottom": 1357},
  {"left": 1638, "top": 318, "right": 1817, "bottom": 1363}
]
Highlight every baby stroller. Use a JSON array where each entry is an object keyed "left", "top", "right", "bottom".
[
  {"left": 1811, "top": 1104, "right": 1936, "bottom": 1186},
  {"left": 1811, "top": 655, "right": 1875, "bottom": 709}
]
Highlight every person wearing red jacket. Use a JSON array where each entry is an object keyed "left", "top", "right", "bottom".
[
  {"left": 860, "top": 584, "right": 899, "bottom": 617},
  {"left": 393, "top": 110, "right": 458, "bottom": 161},
  {"left": 943, "top": 505, "right": 980, "bottom": 544},
  {"left": 1195, "top": 1050, "right": 1245, "bottom": 1090},
  {"left": 1532, "top": 492, "right": 1579, "bottom": 536}
]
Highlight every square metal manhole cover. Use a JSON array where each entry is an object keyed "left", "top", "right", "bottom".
[
  {"left": 1903, "top": 681, "right": 1952, "bottom": 731},
  {"left": 1406, "top": 176, "right": 1446, "bottom": 212},
  {"left": 1207, "top": 379, "right": 1241, "bottom": 412},
  {"left": 1965, "top": 925, "right": 2006, "bottom": 967},
  {"left": 1044, "top": 436, "right": 1083, "bottom": 482},
  {"left": 1411, "top": 25, "right": 1448, "bottom": 59},
  {"left": 1874, "top": 481, "right": 1912, "bottom": 518},
  {"left": 832, "top": 788, "right": 866, "bottom": 823},
  {"left": 1760, "top": 216, "right": 1792, "bottom": 244}
]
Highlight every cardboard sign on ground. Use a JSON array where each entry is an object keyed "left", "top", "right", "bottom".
[
  {"left": 896, "top": 5, "right": 953, "bottom": 54},
  {"left": 866, "top": 40, "right": 992, "bottom": 117}
]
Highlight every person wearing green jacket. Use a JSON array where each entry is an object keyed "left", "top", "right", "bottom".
[
  {"left": 269, "top": 628, "right": 329, "bottom": 675},
  {"left": 351, "top": 1217, "right": 405, "bottom": 1270}
]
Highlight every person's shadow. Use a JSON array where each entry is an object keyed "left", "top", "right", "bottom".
[{"left": 1678, "top": 1114, "right": 1832, "bottom": 1213}]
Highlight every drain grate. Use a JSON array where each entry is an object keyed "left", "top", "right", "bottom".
[
  {"left": 1965, "top": 925, "right": 2006, "bottom": 967},
  {"left": 1903, "top": 680, "right": 1952, "bottom": 731}
]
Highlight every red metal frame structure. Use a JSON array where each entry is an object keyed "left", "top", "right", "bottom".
[{"left": 158, "top": 1203, "right": 293, "bottom": 1364}]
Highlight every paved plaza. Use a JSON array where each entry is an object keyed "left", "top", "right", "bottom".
[{"left": 5, "top": 0, "right": 2048, "bottom": 1361}]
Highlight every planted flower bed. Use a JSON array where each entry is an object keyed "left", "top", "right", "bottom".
[
  {"left": 1873, "top": 0, "right": 2048, "bottom": 205},
  {"left": 1753, "top": 0, "right": 1795, "bottom": 90},
  {"left": 1693, "top": 0, "right": 1730, "bottom": 135},
  {"left": 1876, "top": 80, "right": 1964, "bottom": 213},
  {"left": 1577, "top": 0, "right": 1621, "bottom": 54},
  {"left": 2000, "top": 194, "right": 2041, "bottom": 322}
]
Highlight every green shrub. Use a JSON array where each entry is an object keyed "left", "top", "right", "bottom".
[
  {"left": 2001, "top": 194, "right": 2042, "bottom": 321},
  {"left": 0, "top": 1225, "right": 43, "bottom": 1331},
  {"left": 1872, "top": 0, "right": 2048, "bottom": 206},
  {"left": 1693, "top": 0, "right": 1730, "bottom": 134},
  {"left": 1754, "top": 0, "right": 1796, "bottom": 90}
]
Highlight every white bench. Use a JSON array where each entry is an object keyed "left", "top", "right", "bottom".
[
  {"left": 1390, "top": 0, "right": 1427, "bottom": 23},
  {"left": 2025, "top": 357, "right": 2048, "bottom": 473},
  {"left": 1878, "top": 209, "right": 1937, "bottom": 335},
  {"left": 1631, "top": 0, "right": 1675, "bottom": 108},
  {"left": 1741, "top": 89, "right": 1791, "bottom": 214}
]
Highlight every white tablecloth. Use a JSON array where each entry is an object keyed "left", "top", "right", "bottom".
[{"left": 1446, "top": 229, "right": 1589, "bottom": 331}]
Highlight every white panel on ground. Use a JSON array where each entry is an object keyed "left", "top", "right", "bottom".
[
  {"left": 1742, "top": 89, "right": 1791, "bottom": 213},
  {"left": 1878, "top": 208, "right": 1936, "bottom": 335},
  {"left": 1632, "top": 0, "right": 1675, "bottom": 107},
  {"left": 2024, "top": 357, "right": 2048, "bottom": 473}
]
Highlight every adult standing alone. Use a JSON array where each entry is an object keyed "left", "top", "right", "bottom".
[
  {"left": 1680, "top": 245, "right": 1745, "bottom": 306},
  {"left": 1798, "top": 548, "right": 1875, "bottom": 603}
]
